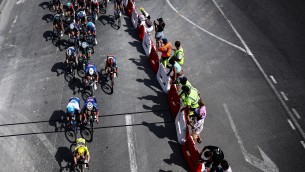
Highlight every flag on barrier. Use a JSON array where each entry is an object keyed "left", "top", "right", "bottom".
[
  {"left": 156, "top": 63, "right": 171, "bottom": 93},
  {"left": 131, "top": 8, "right": 139, "bottom": 29},
  {"left": 148, "top": 46, "right": 159, "bottom": 74},
  {"left": 181, "top": 132, "right": 205, "bottom": 172},
  {"left": 142, "top": 32, "right": 152, "bottom": 56}
]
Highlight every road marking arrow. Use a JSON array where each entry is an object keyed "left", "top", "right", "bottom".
[{"left": 223, "top": 103, "right": 279, "bottom": 172}]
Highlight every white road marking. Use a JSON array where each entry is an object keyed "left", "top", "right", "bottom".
[
  {"left": 301, "top": 141, "right": 305, "bottom": 149},
  {"left": 212, "top": 0, "right": 305, "bottom": 140},
  {"left": 223, "top": 103, "right": 279, "bottom": 172},
  {"left": 16, "top": 0, "right": 25, "bottom": 5},
  {"left": 125, "top": 115, "right": 138, "bottom": 172},
  {"left": 269, "top": 75, "right": 277, "bottom": 84},
  {"left": 287, "top": 119, "right": 296, "bottom": 130},
  {"left": 8, "top": 15, "right": 18, "bottom": 33},
  {"left": 280, "top": 91, "right": 289, "bottom": 101},
  {"left": 291, "top": 108, "right": 301, "bottom": 119},
  {"left": 166, "top": 0, "right": 246, "bottom": 53}
]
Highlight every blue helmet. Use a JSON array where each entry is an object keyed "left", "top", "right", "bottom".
[
  {"left": 87, "top": 22, "right": 93, "bottom": 27},
  {"left": 66, "top": 2, "right": 71, "bottom": 7},
  {"left": 67, "top": 105, "right": 75, "bottom": 114}
]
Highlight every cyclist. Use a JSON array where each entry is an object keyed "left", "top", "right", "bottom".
[
  {"left": 66, "top": 97, "right": 81, "bottom": 125},
  {"left": 199, "top": 145, "right": 224, "bottom": 172},
  {"left": 167, "top": 58, "right": 183, "bottom": 82},
  {"left": 89, "top": 0, "right": 100, "bottom": 15},
  {"left": 53, "top": 11, "right": 64, "bottom": 37},
  {"left": 81, "top": 97, "right": 99, "bottom": 123},
  {"left": 76, "top": 10, "right": 87, "bottom": 27},
  {"left": 66, "top": 46, "right": 78, "bottom": 65},
  {"left": 65, "top": 2, "right": 75, "bottom": 17},
  {"left": 105, "top": 55, "right": 118, "bottom": 85},
  {"left": 79, "top": 41, "right": 92, "bottom": 60},
  {"left": 86, "top": 22, "right": 97, "bottom": 45},
  {"left": 77, "top": 0, "right": 86, "bottom": 10},
  {"left": 52, "top": 0, "right": 62, "bottom": 12},
  {"left": 73, "top": 138, "right": 90, "bottom": 168},
  {"left": 172, "top": 41, "right": 184, "bottom": 66},
  {"left": 84, "top": 62, "right": 99, "bottom": 87},
  {"left": 114, "top": 0, "right": 123, "bottom": 17},
  {"left": 180, "top": 86, "right": 200, "bottom": 116},
  {"left": 68, "top": 22, "right": 80, "bottom": 39}
]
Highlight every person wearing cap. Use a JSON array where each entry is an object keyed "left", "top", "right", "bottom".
[
  {"left": 180, "top": 85, "right": 200, "bottom": 116},
  {"left": 157, "top": 38, "right": 172, "bottom": 67},
  {"left": 188, "top": 99, "right": 206, "bottom": 143},
  {"left": 154, "top": 17, "right": 165, "bottom": 44},
  {"left": 176, "top": 77, "right": 193, "bottom": 100},
  {"left": 172, "top": 41, "right": 185, "bottom": 66},
  {"left": 139, "top": 7, "right": 153, "bottom": 34}
]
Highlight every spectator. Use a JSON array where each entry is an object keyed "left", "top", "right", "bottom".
[
  {"left": 154, "top": 17, "right": 165, "bottom": 45},
  {"left": 167, "top": 58, "right": 183, "bottom": 82},
  {"left": 139, "top": 7, "right": 153, "bottom": 35},
  {"left": 180, "top": 86, "right": 200, "bottom": 116},
  {"left": 188, "top": 99, "right": 206, "bottom": 143},
  {"left": 157, "top": 38, "right": 172, "bottom": 67},
  {"left": 199, "top": 145, "right": 224, "bottom": 172},
  {"left": 172, "top": 41, "right": 184, "bottom": 66}
]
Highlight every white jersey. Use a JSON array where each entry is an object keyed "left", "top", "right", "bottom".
[{"left": 67, "top": 99, "right": 80, "bottom": 111}]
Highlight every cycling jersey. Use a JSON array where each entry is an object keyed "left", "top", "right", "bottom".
[
  {"left": 53, "top": 14, "right": 62, "bottom": 23},
  {"left": 85, "top": 63, "right": 98, "bottom": 75},
  {"left": 67, "top": 97, "right": 80, "bottom": 110},
  {"left": 67, "top": 47, "right": 77, "bottom": 56},
  {"left": 74, "top": 146, "right": 90, "bottom": 156},
  {"left": 66, "top": 3, "right": 75, "bottom": 12},
  {"left": 80, "top": 42, "right": 91, "bottom": 54}
]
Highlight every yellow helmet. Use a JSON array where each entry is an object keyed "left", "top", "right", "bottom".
[
  {"left": 77, "top": 146, "right": 85, "bottom": 155},
  {"left": 140, "top": 7, "right": 145, "bottom": 12}
]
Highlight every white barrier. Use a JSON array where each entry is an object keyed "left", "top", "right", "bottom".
[
  {"left": 142, "top": 32, "right": 152, "bottom": 56},
  {"left": 156, "top": 62, "right": 171, "bottom": 93},
  {"left": 175, "top": 102, "right": 187, "bottom": 145},
  {"left": 131, "top": 9, "right": 138, "bottom": 29},
  {"left": 139, "top": 14, "right": 153, "bottom": 35}
]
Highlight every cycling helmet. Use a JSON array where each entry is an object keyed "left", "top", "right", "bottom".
[
  {"left": 67, "top": 49, "right": 72, "bottom": 56},
  {"left": 82, "top": 42, "right": 88, "bottom": 48},
  {"left": 69, "top": 23, "right": 74, "bottom": 30},
  {"left": 67, "top": 105, "right": 75, "bottom": 114},
  {"left": 87, "top": 21, "right": 93, "bottom": 27},
  {"left": 89, "top": 68, "right": 94, "bottom": 75},
  {"left": 77, "top": 147, "right": 85, "bottom": 156},
  {"left": 86, "top": 102, "right": 93, "bottom": 111},
  {"left": 78, "top": 11, "right": 84, "bottom": 17},
  {"left": 66, "top": 2, "right": 71, "bottom": 7}
]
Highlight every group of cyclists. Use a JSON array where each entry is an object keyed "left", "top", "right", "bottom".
[{"left": 48, "top": 0, "right": 125, "bottom": 169}]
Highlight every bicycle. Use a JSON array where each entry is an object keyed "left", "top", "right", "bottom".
[
  {"left": 105, "top": 66, "right": 117, "bottom": 93},
  {"left": 76, "top": 156, "right": 88, "bottom": 172},
  {"left": 99, "top": 0, "right": 107, "bottom": 14},
  {"left": 66, "top": 56, "right": 77, "bottom": 79},
  {"left": 87, "top": 77, "right": 97, "bottom": 96}
]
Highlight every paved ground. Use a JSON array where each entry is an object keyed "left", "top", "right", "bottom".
[{"left": 0, "top": 0, "right": 305, "bottom": 171}]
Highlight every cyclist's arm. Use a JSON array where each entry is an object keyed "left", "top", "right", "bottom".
[{"left": 85, "top": 147, "right": 90, "bottom": 156}]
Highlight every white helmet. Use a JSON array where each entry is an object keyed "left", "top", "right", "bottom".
[
  {"left": 89, "top": 68, "right": 94, "bottom": 75},
  {"left": 69, "top": 23, "right": 74, "bottom": 30},
  {"left": 82, "top": 42, "right": 88, "bottom": 49},
  {"left": 86, "top": 102, "right": 93, "bottom": 111},
  {"left": 66, "top": 48, "right": 72, "bottom": 56}
]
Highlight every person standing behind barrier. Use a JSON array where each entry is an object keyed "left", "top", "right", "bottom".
[
  {"left": 188, "top": 99, "right": 206, "bottom": 143},
  {"left": 157, "top": 38, "right": 172, "bottom": 67},
  {"left": 199, "top": 145, "right": 225, "bottom": 172},
  {"left": 167, "top": 58, "right": 183, "bottom": 82},
  {"left": 172, "top": 41, "right": 185, "bottom": 66},
  {"left": 154, "top": 17, "right": 165, "bottom": 45},
  {"left": 180, "top": 86, "right": 200, "bottom": 116}
]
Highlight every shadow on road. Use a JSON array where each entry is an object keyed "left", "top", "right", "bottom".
[
  {"left": 38, "top": 2, "right": 50, "bottom": 10},
  {"left": 49, "top": 110, "right": 66, "bottom": 132},
  {"left": 55, "top": 146, "right": 73, "bottom": 172},
  {"left": 163, "top": 140, "right": 188, "bottom": 171},
  {"left": 42, "top": 14, "right": 53, "bottom": 23},
  {"left": 51, "top": 61, "right": 65, "bottom": 76}
]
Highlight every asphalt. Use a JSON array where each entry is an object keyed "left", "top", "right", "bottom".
[{"left": 1, "top": 0, "right": 305, "bottom": 171}]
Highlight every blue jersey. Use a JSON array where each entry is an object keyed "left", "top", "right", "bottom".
[
  {"left": 85, "top": 63, "right": 98, "bottom": 75},
  {"left": 68, "top": 47, "right": 76, "bottom": 55},
  {"left": 71, "top": 23, "right": 79, "bottom": 31},
  {"left": 84, "top": 97, "right": 99, "bottom": 111}
]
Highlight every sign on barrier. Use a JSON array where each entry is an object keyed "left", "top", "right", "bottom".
[
  {"left": 176, "top": 108, "right": 187, "bottom": 144},
  {"left": 142, "top": 32, "right": 152, "bottom": 56},
  {"left": 156, "top": 63, "right": 171, "bottom": 93},
  {"left": 126, "top": 0, "right": 134, "bottom": 17},
  {"left": 148, "top": 45, "right": 159, "bottom": 74},
  {"left": 137, "top": 24, "right": 145, "bottom": 41},
  {"left": 167, "top": 84, "right": 180, "bottom": 117},
  {"left": 131, "top": 9, "right": 138, "bottom": 29}
]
